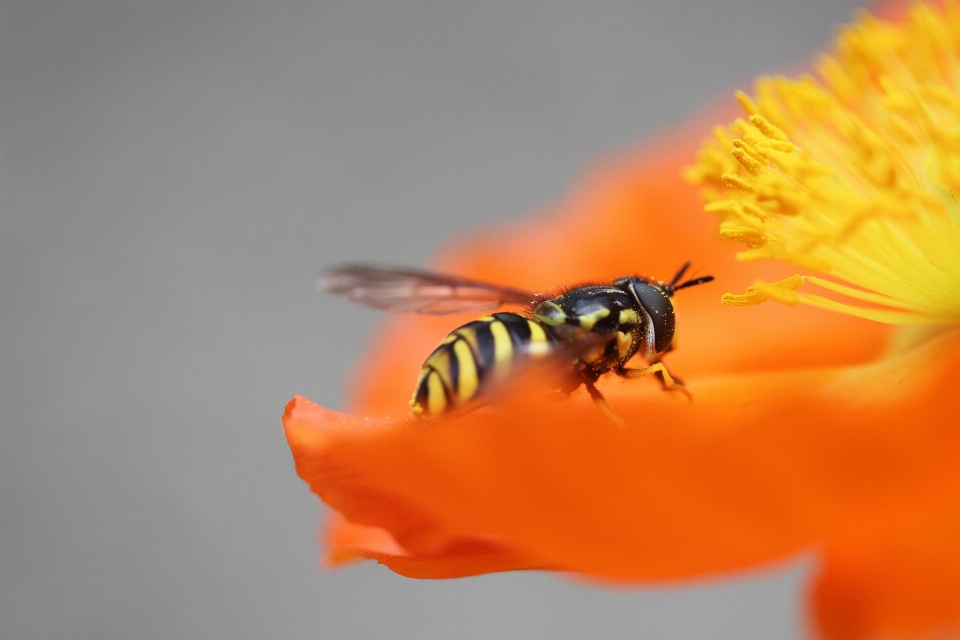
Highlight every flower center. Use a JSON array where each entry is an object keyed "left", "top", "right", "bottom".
[{"left": 687, "top": 3, "right": 960, "bottom": 326}]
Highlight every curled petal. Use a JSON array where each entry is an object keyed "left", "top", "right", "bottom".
[
  {"left": 324, "top": 512, "right": 546, "bottom": 578},
  {"left": 287, "top": 328, "right": 960, "bottom": 589}
]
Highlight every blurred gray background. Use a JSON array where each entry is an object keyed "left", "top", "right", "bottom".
[{"left": 2, "top": 1, "right": 867, "bottom": 638}]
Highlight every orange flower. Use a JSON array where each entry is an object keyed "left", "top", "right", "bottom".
[{"left": 285, "top": 3, "right": 960, "bottom": 639}]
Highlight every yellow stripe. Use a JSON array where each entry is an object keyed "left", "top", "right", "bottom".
[
  {"left": 453, "top": 327, "right": 480, "bottom": 356},
  {"left": 618, "top": 308, "right": 640, "bottom": 325},
  {"left": 527, "top": 321, "right": 550, "bottom": 356},
  {"left": 453, "top": 339, "right": 478, "bottom": 400},
  {"left": 476, "top": 315, "right": 495, "bottom": 322},
  {"left": 426, "top": 371, "right": 447, "bottom": 414},
  {"left": 488, "top": 320, "right": 514, "bottom": 378},
  {"left": 532, "top": 301, "right": 566, "bottom": 326},
  {"left": 578, "top": 308, "right": 610, "bottom": 330},
  {"left": 425, "top": 348, "right": 453, "bottom": 385}
]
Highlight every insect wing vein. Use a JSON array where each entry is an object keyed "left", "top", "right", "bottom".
[{"left": 317, "top": 265, "right": 535, "bottom": 314}]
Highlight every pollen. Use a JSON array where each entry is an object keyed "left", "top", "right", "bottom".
[{"left": 687, "top": 2, "right": 960, "bottom": 326}]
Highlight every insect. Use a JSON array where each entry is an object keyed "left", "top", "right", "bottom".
[{"left": 319, "top": 263, "right": 713, "bottom": 424}]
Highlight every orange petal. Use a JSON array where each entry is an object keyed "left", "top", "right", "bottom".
[
  {"left": 354, "top": 546, "right": 547, "bottom": 580},
  {"left": 287, "top": 327, "right": 960, "bottom": 590},
  {"left": 347, "top": 117, "right": 892, "bottom": 418},
  {"left": 811, "top": 505, "right": 960, "bottom": 639},
  {"left": 286, "top": 396, "right": 546, "bottom": 575},
  {"left": 323, "top": 511, "right": 406, "bottom": 567},
  {"left": 323, "top": 511, "right": 545, "bottom": 578}
]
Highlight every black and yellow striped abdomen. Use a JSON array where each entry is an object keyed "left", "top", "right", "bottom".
[{"left": 410, "top": 312, "right": 553, "bottom": 417}]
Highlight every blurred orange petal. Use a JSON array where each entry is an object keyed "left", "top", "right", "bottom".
[{"left": 812, "top": 505, "right": 960, "bottom": 640}]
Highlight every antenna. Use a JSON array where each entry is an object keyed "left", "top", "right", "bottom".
[{"left": 664, "top": 262, "right": 714, "bottom": 294}]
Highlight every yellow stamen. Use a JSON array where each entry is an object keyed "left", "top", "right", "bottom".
[
  {"left": 721, "top": 275, "right": 804, "bottom": 307},
  {"left": 687, "top": 2, "right": 960, "bottom": 326}
]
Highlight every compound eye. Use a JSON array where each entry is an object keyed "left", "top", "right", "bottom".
[{"left": 629, "top": 282, "right": 675, "bottom": 353}]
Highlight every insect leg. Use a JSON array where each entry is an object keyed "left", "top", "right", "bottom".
[
  {"left": 648, "top": 353, "right": 684, "bottom": 387},
  {"left": 583, "top": 379, "right": 625, "bottom": 427},
  {"left": 620, "top": 363, "right": 692, "bottom": 402}
]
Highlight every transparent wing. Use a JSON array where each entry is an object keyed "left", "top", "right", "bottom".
[
  {"left": 482, "top": 330, "right": 624, "bottom": 399},
  {"left": 527, "top": 330, "right": 624, "bottom": 369},
  {"left": 316, "top": 264, "right": 536, "bottom": 314}
]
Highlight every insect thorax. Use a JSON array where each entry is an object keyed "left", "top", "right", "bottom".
[{"left": 531, "top": 285, "right": 652, "bottom": 372}]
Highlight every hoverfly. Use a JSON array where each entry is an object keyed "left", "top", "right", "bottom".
[{"left": 319, "top": 263, "right": 713, "bottom": 425}]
